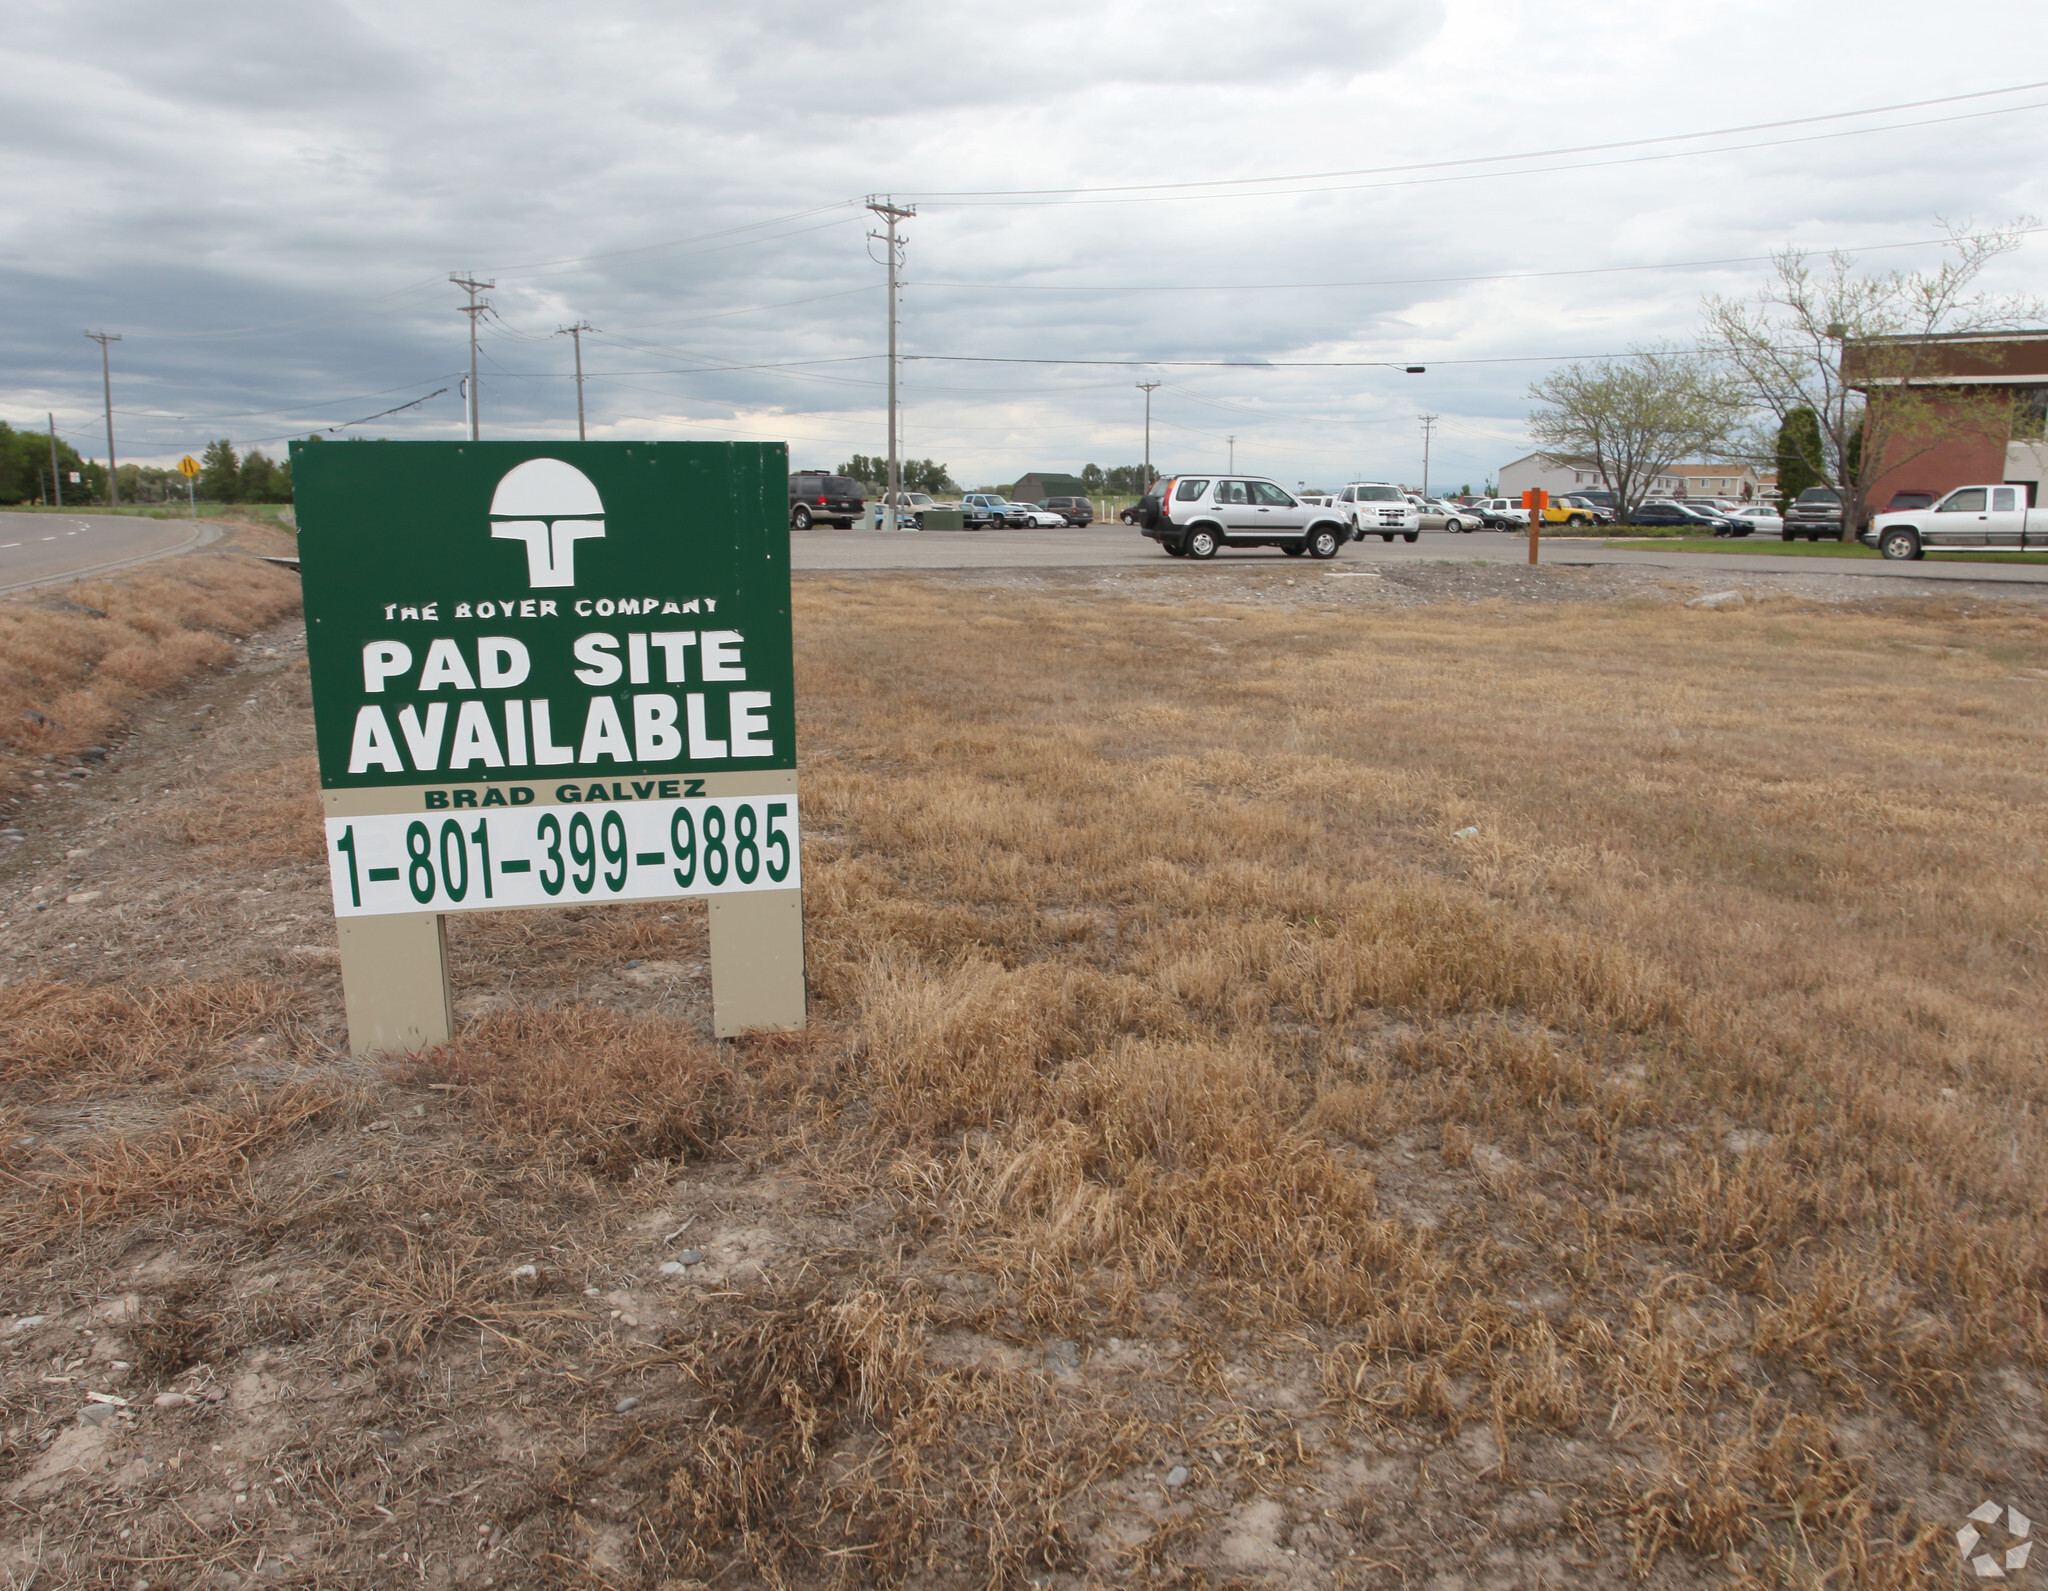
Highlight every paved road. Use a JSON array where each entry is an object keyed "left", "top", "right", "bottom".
[
  {"left": 0, "top": 513, "right": 219, "bottom": 595},
  {"left": 789, "top": 525, "right": 2048, "bottom": 590}
]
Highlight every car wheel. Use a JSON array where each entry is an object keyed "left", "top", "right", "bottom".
[
  {"left": 1308, "top": 526, "right": 1341, "bottom": 560},
  {"left": 790, "top": 505, "right": 812, "bottom": 531},
  {"left": 1163, "top": 541, "right": 1187, "bottom": 557},
  {"left": 1186, "top": 527, "right": 1219, "bottom": 559},
  {"left": 1402, "top": 531, "right": 1419, "bottom": 543},
  {"left": 1281, "top": 542, "right": 1306, "bottom": 557},
  {"left": 1879, "top": 527, "right": 1922, "bottom": 561},
  {"left": 1380, "top": 533, "right": 1394, "bottom": 542}
]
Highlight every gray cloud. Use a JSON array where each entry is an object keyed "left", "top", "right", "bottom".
[{"left": 2, "top": 0, "right": 2042, "bottom": 490}]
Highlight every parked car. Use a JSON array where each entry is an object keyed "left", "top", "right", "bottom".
[
  {"left": 1782, "top": 485, "right": 1843, "bottom": 541},
  {"left": 871, "top": 491, "right": 940, "bottom": 529},
  {"left": 788, "top": 470, "right": 864, "bottom": 530},
  {"left": 1558, "top": 494, "right": 1615, "bottom": 524},
  {"left": 1136, "top": 475, "right": 1354, "bottom": 559},
  {"left": 1723, "top": 503, "right": 1783, "bottom": 537},
  {"left": 1409, "top": 495, "right": 1481, "bottom": 533},
  {"left": 1041, "top": 495, "right": 1095, "bottom": 526},
  {"left": 1341, "top": 482, "right": 1422, "bottom": 541},
  {"left": 1013, "top": 503, "right": 1068, "bottom": 528},
  {"left": 1862, "top": 482, "right": 2044, "bottom": 559},
  {"left": 1478, "top": 497, "right": 1531, "bottom": 528},
  {"left": 958, "top": 493, "right": 1017, "bottom": 529},
  {"left": 1567, "top": 488, "right": 1620, "bottom": 517},
  {"left": 1122, "top": 486, "right": 1164, "bottom": 526},
  {"left": 1626, "top": 500, "right": 1743, "bottom": 535}
]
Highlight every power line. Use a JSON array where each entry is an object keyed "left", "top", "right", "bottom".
[
  {"left": 902, "top": 80, "right": 2048, "bottom": 201},
  {"left": 905, "top": 226, "right": 2045, "bottom": 296}
]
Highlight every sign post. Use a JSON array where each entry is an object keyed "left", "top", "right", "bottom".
[
  {"left": 1523, "top": 487, "right": 1547, "bottom": 565},
  {"left": 290, "top": 441, "right": 805, "bottom": 1053},
  {"left": 178, "top": 453, "right": 199, "bottom": 517}
]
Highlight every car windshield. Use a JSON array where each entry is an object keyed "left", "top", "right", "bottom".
[
  {"left": 824, "top": 477, "right": 858, "bottom": 494},
  {"left": 1795, "top": 487, "right": 1840, "bottom": 504},
  {"left": 1355, "top": 485, "right": 1404, "bottom": 502}
]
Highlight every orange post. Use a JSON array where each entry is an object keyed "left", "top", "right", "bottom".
[{"left": 1523, "top": 488, "right": 1546, "bottom": 564}]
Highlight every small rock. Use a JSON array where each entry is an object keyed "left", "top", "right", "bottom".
[
  {"left": 64, "top": 891, "right": 103, "bottom": 904},
  {"left": 1042, "top": 1338, "right": 1081, "bottom": 1373},
  {"left": 622, "top": 959, "right": 643, "bottom": 969},
  {"left": 153, "top": 1393, "right": 189, "bottom": 1408},
  {"left": 1165, "top": 1465, "right": 1189, "bottom": 1487},
  {"left": 79, "top": 1403, "right": 117, "bottom": 1426},
  {"left": 613, "top": 1396, "right": 640, "bottom": 1414},
  {"left": 1686, "top": 589, "right": 1744, "bottom": 610},
  {"left": 658, "top": 1261, "right": 686, "bottom": 1278},
  {"left": 584, "top": 1286, "right": 601, "bottom": 1297},
  {"left": 675, "top": 1249, "right": 703, "bottom": 1267},
  {"left": 1452, "top": 826, "right": 1480, "bottom": 839},
  {"left": 65, "top": 847, "right": 88, "bottom": 859},
  {"left": 511, "top": 1264, "right": 538, "bottom": 1279},
  {"left": 203, "top": 1386, "right": 227, "bottom": 1403},
  {"left": 9, "top": 1315, "right": 46, "bottom": 1333}
]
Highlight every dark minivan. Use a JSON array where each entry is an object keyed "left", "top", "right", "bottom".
[
  {"left": 789, "top": 471, "right": 864, "bottom": 530},
  {"left": 1041, "top": 495, "right": 1094, "bottom": 526}
]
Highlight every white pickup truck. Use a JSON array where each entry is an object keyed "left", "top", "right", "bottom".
[{"left": 1863, "top": 484, "right": 2040, "bottom": 560}]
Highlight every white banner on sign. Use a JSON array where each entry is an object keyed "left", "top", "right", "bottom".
[{"left": 325, "top": 794, "right": 800, "bottom": 918}]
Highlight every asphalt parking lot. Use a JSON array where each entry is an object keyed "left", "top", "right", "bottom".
[{"left": 789, "top": 524, "right": 2048, "bottom": 593}]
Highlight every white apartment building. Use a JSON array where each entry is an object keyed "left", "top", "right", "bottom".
[{"left": 1498, "top": 452, "right": 1771, "bottom": 501}]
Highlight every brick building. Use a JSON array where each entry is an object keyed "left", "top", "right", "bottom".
[{"left": 1845, "top": 330, "right": 2048, "bottom": 508}]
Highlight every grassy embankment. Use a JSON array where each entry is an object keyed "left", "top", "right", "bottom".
[
  {"left": 0, "top": 502, "right": 295, "bottom": 527},
  {"left": 0, "top": 517, "right": 302, "bottom": 809},
  {"left": 1603, "top": 536, "right": 2048, "bottom": 564},
  {"left": 1, "top": 574, "right": 2045, "bottom": 1585}
]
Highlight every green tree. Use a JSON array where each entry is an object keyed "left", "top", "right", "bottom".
[
  {"left": 1081, "top": 463, "right": 1106, "bottom": 492},
  {"left": 199, "top": 439, "right": 241, "bottom": 502},
  {"left": 1526, "top": 348, "right": 1744, "bottom": 520},
  {"left": 1773, "top": 406, "right": 1825, "bottom": 510},
  {"left": 238, "top": 449, "right": 292, "bottom": 502}
]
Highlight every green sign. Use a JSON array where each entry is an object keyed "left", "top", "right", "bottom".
[
  {"left": 293, "top": 441, "right": 794, "bottom": 789},
  {"left": 292, "top": 440, "right": 799, "bottom": 919}
]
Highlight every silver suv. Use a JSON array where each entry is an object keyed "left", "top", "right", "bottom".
[
  {"left": 1342, "top": 482, "right": 1422, "bottom": 541},
  {"left": 1138, "top": 475, "right": 1355, "bottom": 559}
]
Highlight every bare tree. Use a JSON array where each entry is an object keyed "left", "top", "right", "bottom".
[
  {"left": 1701, "top": 221, "right": 2042, "bottom": 539},
  {"left": 1526, "top": 348, "right": 1743, "bottom": 519}
]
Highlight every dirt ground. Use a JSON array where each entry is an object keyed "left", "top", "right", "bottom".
[{"left": 1, "top": 561, "right": 2044, "bottom": 1589}]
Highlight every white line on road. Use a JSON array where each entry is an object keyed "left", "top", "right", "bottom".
[
  {"left": 41, "top": 536, "right": 55, "bottom": 542},
  {"left": 0, "top": 544, "right": 16, "bottom": 549}
]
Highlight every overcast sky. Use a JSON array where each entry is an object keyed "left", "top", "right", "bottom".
[{"left": 4, "top": 0, "right": 2044, "bottom": 491}]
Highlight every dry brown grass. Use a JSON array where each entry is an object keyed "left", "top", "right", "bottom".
[
  {"left": 4, "top": 572, "right": 2046, "bottom": 1588},
  {"left": 0, "top": 518, "right": 300, "bottom": 806}
]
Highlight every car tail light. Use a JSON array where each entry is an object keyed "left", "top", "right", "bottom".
[
  {"left": 1159, "top": 481, "right": 1174, "bottom": 519},
  {"left": 817, "top": 495, "right": 827, "bottom": 505}
]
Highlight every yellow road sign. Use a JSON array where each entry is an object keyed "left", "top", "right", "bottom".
[{"left": 178, "top": 455, "right": 200, "bottom": 478}]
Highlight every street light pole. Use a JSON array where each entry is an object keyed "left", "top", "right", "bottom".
[
  {"left": 1227, "top": 435, "right": 1235, "bottom": 472},
  {"left": 47, "top": 413, "right": 62, "bottom": 509},
  {"left": 1419, "top": 413, "right": 1438, "bottom": 499},
  {"left": 85, "top": 332, "right": 120, "bottom": 504}
]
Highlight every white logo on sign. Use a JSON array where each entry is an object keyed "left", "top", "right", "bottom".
[
  {"left": 489, "top": 457, "right": 605, "bottom": 588},
  {"left": 1959, "top": 1502, "right": 2033, "bottom": 1579}
]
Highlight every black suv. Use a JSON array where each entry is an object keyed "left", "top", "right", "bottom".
[
  {"left": 1782, "top": 486, "right": 1842, "bottom": 541},
  {"left": 789, "top": 471, "right": 864, "bottom": 530},
  {"left": 1042, "top": 495, "right": 1094, "bottom": 527},
  {"left": 1628, "top": 500, "right": 1742, "bottom": 535}
]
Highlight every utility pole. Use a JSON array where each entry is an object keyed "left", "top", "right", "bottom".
[
  {"left": 1137, "top": 382, "right": 1161, "bottom": 490},
  {"left": 1419, "top": 413, "right": 1439, "bottom": 499},
  {"left": 47, "top": 414, "right": 62, "bottom": 508},
  {"left": 1227, "top": 436, "right": 1235, "bottom": 472},
  {"left": 866, "top": 197, "right": 916, "bottom": 531},
  {"left": 85, "top": 332, "right": 120, "bottom": 504},
  {"left": 450, "top": 275, "right": 496, "bottom": 441},
  {"left": 557, "top": 321, "right": 596, "bottom": 441}
]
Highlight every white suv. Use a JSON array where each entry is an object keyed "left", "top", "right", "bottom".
[
  {"left": 1342, "top": 482, "right": 1422, "bottom": 541},
  {"left": 1137, "top": 475, "right": 1355, "bottom": 559}
]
